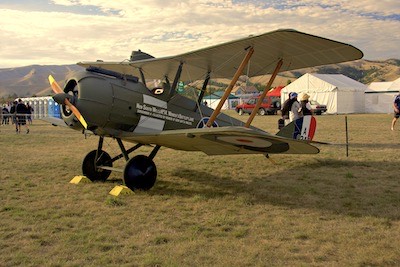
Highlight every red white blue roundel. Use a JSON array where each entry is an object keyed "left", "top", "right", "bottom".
[
  {"left": 217, "top": 136, "right": 272, "bottom": 148},
  {"left": 197, "top": 117, "right": 219, "bottom": 128}
]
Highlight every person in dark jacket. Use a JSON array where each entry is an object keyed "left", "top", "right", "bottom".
[
  {"left": 300, "top": 93, "right": 313, "bottom": 116},
  {"left": 16, "top": 99, "right": 29, "bottom": 134},
  {"left": 391, "top": 93, "right": 400, "bottom": 130},
  {"left": 10, "top": 101, "right": 18, "bottom": 132},
  {"left": 26, "top": 103, "right": 33, "bottom": 124}
]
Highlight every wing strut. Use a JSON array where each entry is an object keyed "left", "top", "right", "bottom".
[
  {"left": 139, "top": 68, "right": 146, "bottom": 86},
  {"left": 169, "top": 62, "right": 183, "bottom": 99},
  {"left": 206, "top": 47, "right": 255, "bottom": 127},
  {"left": 197, "top": 71, "right": 211, "bottom": 107},
  {"left": 245, "top": 59, "right": 283, "bottom": 128}
]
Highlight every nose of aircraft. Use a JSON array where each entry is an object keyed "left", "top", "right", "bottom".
[{"left": 48, "top": 75, "right": 88, "bottom": 129}]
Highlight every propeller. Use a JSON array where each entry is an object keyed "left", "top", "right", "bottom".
[{"left": 48, "top": 75, "right": 88, "bottom": 129}]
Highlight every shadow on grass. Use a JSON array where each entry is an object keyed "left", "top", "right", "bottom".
[
  {"left": 157, "top": 159, "right": 400, "bottom": 220},
  {"left": 319, "top": 143, "right": 400, "bottom": 149}
]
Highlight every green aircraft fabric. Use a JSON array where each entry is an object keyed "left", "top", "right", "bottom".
[{"left": 118, "top": 126, "right": 320, "bottom": 155}]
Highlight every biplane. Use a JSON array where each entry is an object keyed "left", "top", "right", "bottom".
[{"left": 47, "top": 29, "right": 363, "bottom": 191}]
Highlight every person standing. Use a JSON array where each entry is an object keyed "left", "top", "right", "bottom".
[
  {"left": 26, "top": 103, "right": 33, "bottom": 124},
  {"left": 279, "top": 92, "right": 302, "bottom": 128},
  {"left": 2, "top": 105, "right": 9, "bottom": 125},
  {"left": 300, "top": 93, "right": 313, "bottom": 116},
  {"left": 391, "top": 93, "right": 400, "bottom": 130},
  {"left": 10, "top": 101, "right": 18, "bottom": 132},
  {"left": 289, "top": 92, "right": 302, "bottom": 122},
  {"left": 16, "top": 99, "right": 29, "bottom": 134}
]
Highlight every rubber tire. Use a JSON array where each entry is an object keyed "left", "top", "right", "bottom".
[
  {"left": 238, "top": 109, "right": 244, "bottom": 116},
  {"left": 124, "top": 155, "right": 157, "bottom": 191},
  {"left": 82, "top": 150, "right": 112, "bottom": 181},
  {"left": 258, "top": 108, "right": 266, "bottom": 116}
]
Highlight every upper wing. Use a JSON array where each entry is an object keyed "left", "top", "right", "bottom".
[
  {"left": 119, "top": 126, "right": 319, "bottom": 155},
  {"left": 78, "top": 29, "right": 363, "bottom": 81}
]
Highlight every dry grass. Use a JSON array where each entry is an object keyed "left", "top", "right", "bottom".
[{"left": 1, "top": 112, "right": 400, "bottom": 266}]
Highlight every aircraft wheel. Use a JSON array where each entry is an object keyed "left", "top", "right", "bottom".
[
  {"left": 124, "top": 155, "right": 157, "bottom": 191},
  {"left": 82, "top": 150, "right": 112, "bottom": 181}
]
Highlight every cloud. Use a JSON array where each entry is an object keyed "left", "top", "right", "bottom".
[
  {"left": 300, "top": 0, "right": 400, "bottom": 16},
  {"left": 0, "top": 0, "right": 399, "bottom": 68}
]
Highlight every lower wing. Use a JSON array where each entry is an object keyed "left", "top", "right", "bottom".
[{"left": 119, "top": 126, "right": 319, "bottom": 155}]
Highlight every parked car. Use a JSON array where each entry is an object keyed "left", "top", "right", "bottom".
[
  {"left": 235, "top": 96, "right": 281, "bottom": 116},
  {"left": 309, "top": 100, "right": 327, "bottom": 115}
]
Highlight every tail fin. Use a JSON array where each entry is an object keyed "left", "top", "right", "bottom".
[{"left": 276, "top": 115, "right": 316, "bottom": 141}]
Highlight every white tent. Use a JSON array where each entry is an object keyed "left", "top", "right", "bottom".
[
  {"left": 365, "top": 78, "right": 400, "bottom": 113},
  {"left": 391, "top": 77, "right": 400, "bottom": 90},
  {"left": 282, "top": 73, "right": 367, "bottom": 114},
  {"left": 204, "top": 91, "right": 240, "bottom": 110}
]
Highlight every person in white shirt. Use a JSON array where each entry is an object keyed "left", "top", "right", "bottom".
[{"left": 289, "top": 92, "right": 302, "bottom": 122}]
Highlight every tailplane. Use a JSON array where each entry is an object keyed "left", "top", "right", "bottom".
[{"left": 276, "top": 115, "right": 316, "bottom": 141}]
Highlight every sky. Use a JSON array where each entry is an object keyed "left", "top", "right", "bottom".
[{"left": 0, "top": 0, "right": 399, "bottom": 68}]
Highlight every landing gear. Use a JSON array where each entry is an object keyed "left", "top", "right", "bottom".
[
  {"left": 82, "top": 150, "right": 112, "bottom": 181},
  {"left": 124, "top": 155, "right": 157, "bottom": 191},
  {"left": 81, "top": 136, "right": 160, "bottom": 191}
]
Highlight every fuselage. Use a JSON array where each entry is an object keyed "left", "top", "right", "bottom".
[{"left": 60, "top": 70, "right": 248, "bottom": 137}]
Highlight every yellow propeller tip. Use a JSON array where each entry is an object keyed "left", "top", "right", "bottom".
[{"left": 80, "top": 119, "right": 88, "bottom": 129}]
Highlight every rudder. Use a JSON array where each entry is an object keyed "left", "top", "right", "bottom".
[{"left": 276, "top": 115, "right": 316, "bottom": 141}]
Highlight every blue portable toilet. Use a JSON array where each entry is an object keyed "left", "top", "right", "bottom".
[
  {"left": 38, "top": 100, "right": 45, "bottom": 117},
  {"left": 54, "top": 102, "right": 61, "bottom": 118},
  {"left": 48, "top": 99, "right": 55, "bottom": 117}
]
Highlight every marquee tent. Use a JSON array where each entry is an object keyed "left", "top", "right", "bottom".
[
  {"left": 282, "top": 73, "right": 367, "bottom": 114},
  {"left": 365, "top": 77, "right": 400, "bottom": 113},
  {"left": 267, "top": 85, "right": 284, "bottom": 97},
  {"left": 204, "top": 91, "right": 239, "bottom": 110}
]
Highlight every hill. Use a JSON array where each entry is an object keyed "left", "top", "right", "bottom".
[
  {"left": 0, "top": 65, "right": 83, "bottom": 99},
  {"left": 286, "top": 59, "right": 400, "bottom": 84},
  {"left": 0, "top": 59, "right": 399, "bottom": 99}
]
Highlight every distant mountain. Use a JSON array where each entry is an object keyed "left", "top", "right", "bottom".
[
  {"left": 0, "top": 65, "right": 83, "bottom": 98},
  {"left": 286, "top": 59, "right": 400, "bottom": 84},
  {"left": 0, "top": 59, "right": 399, "bottom": 99}
]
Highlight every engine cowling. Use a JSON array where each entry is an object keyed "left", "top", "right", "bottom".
[{"left": 60, "top": 70, "right": 148, "bottom": 133}]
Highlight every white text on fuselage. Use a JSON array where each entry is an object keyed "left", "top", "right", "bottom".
[{"left": 136, "top": 103, "right": 194, "bottom": 125}]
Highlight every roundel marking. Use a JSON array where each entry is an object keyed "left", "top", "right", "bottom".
[
  {"left": 217, "top": 136, "right": 272, "bottom": 148},
  {"left": 197, "top": 117, "right": 219, "bottom": 128}
]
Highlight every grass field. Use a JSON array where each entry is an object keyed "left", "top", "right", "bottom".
[{"left": 1, "top": 112, "right": 400, "bottom": 266}]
